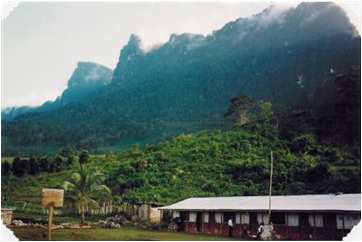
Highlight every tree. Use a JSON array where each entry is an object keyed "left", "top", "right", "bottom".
[
  {"left": 1, "top": 161, "right": 12, "bottom": 176},
  {"left": 53, "top": 155, "right": 67, "bottom": 172},
  {"left": 58, "top": 147, "right": 77, "bottom": 166},
  {"left": 58, "top": 146, "right": 77, "bottom": 157},
  {"left": 224, "top": 96, "right": 256, "bottom": 126},
  {"left": 332, "top": 66, "right": 360, "bottom": 145},
  {"left": 12, "top": 157, "right": 22, "bottom": 176},
  {"left": 306, "top": 163, "right": 330, "bottom": 183},
  {"left": 253, "top": 101, "right": 278, "bottom": 136},
  {"left": 29, "top": 157, "right": 40, "bottom": 175},
  {"left": 12, "top": 157, "right": 30, "bottom": 177},
  {"left": 39, "top": 156, "right": 50, "bottom": 172},
  {"left": 63, "top": 160, "right": 111, "bottom": 224},
  {"left": 47, "top": 157, "right": 57, "bottom": 173},
  {"left": 67, "top": 154, "right": 77, "bottom": 166},
  {"left": 79, "top": 150, "right": 90, "bottom": 165},
  {"left": 256, "top": 102, "right": 274, "bottom": 124},
  {"left": 290, "top": 134, "right": 317, "bottom": 154}
]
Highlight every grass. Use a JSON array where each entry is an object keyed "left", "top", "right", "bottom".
[
  {"left": 1, "top": 156, "right": 15, "bottom": 163},
  {"left": 11, "top": 226, "right": 237, "bottom": 241},
  {"left": 13, "top": 212, "right": 82, "bottom": 224},
  {"left": 329, "top": 164, "right": 360, "bottom": 172},
  {"left": 5, "top": 170, "right": 73, "bottom": 205}
]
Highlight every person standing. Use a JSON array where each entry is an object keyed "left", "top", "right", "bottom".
[
  {"left": 228, "top": 218, "right": 234, "bottom": 237},
  {"left": 257, "top": 222, "right": 264, "bottom": 240}
]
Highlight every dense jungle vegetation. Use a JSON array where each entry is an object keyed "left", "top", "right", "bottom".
[{"left": 2, "top": 77, "right": 360, "bottom": 208}]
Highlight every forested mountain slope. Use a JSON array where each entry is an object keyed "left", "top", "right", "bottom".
[{"left": 2, "top": 2, "right": 360, "bottom": 155}]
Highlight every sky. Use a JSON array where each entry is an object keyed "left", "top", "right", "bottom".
[{"left": 2, "top": 1, "right": 361, "bottom": 108}]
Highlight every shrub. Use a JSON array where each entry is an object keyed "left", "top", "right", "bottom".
[{"left": 1, "top": 161, "right": 12, "bottom": 176}]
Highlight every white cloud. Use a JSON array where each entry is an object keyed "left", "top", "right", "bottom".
[{"left": 2, "top": 91, "right": 59, "bottom": 108}]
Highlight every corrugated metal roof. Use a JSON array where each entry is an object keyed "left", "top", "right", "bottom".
[{"left": 159, "top": 194, "right": 361, "bottom": 212}]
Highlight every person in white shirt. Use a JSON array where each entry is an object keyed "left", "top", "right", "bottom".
[
  {"left": 257, "top": 222, "right": 264, "bottom": 239},
  {"left": 228, "top": 218, "right": 234, "bottom": 237}
]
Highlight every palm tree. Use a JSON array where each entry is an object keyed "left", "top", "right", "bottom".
[{"left": 63, "top": 160, "right": 111, "bottom": 225}]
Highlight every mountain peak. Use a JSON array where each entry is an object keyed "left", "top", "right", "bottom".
[
  {"left": 122, "top": 34, "right": 143, "bottom": 55},
  {"left": 68, "top": 61, "right": 113, "bottom": 88},
  {"left": 293, "top": 2, "right": 358, "bottom": 36},
  {"left": 128, "top": 34, "right": 142, "bottom": 46},
  {"left": 216, "top": 1, "right": 357, "bottom": 46}
]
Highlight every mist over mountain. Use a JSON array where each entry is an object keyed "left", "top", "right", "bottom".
[
  {"left": 56, "top": 62, "right": 113, "bottom": 105},
  {"left": 2, "top": 2, "right": 360, "bottom": 155},
  {"left": 112, "top": 2, "right": 358, "bottom": 104},
  {"left": 2, "top": 62, "right": 113, "bottom": 121}
]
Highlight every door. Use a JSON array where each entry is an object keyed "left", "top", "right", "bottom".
[
  {"left": 324, "top": 214, "right": 337, "bottom": 240},
  {"left": 250, "top": 212, "right": 258, "bottom": 233},
  {"left": 196, "top": 212, "right": 203, "bottom": 232},
  {"left": 180, "top": 211, "right": 187, "bottom": 231},
  {"left": 299, "top": 213, "right": 310, "bottom": 240}
]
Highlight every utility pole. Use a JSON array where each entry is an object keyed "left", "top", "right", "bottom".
[{"left": 268, "top": 151, "right": 273, "bottom": 225}]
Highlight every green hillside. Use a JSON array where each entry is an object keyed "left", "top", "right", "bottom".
[{"left": 2, "top": 122, "right": 360, "bottom": 212}]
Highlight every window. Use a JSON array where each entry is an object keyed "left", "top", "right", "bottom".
[
  {"left": 336, "top": 214, "right": 360, "bottom": 229},
  {"left": 215, "top": 212, "right": 223, "bottom": 224},
  {"left": 241, "top": 213, "right": 250, "bottom": 224},
  {"left": 344, "top": 215, "right": 359, "bottom": 229},
  {"left": 336, "top": 215, "right": 344, "bottom": 229},
  {"left": 172, "top": 211, "right": 180, "bottom": 218},
  {"left": 286, "top": 213, "right": 299, "bottom": 227},
  {"left": 235, "top": 213, "right": 241, "bottom": 224},
  {"left": 315, "top": 215, "right": 323, "bottom": 227},
  {"left": 203, "top": 212, "right": 209, "bottom": 223},
  {"left": 189, "top": 212, "right": 197, "bottom": 222},
  {"left": 257, "top": 213, "right": 269, "bottom": 224},
  {"left": 345, "top": 215, "right": 355, "bottom": 229},
  {"left": 309, "top": 214, "right": 323, "bottom": 227}
]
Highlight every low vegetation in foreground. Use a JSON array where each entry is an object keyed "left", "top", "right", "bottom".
[{"left": 12, "top": 226, "right": 236, "bottom": 241}]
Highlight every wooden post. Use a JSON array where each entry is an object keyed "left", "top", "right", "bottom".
[
  {"left": 147, "top": 205, "right": 151, "bottom": 221},
  {"left": 313, "top": 214, "right": 316, "bottom": 239},
  {"left": 286, "top": 212, "right": 289, "bottom": 239},
  {"left": 342, "top": 215, "right": 345, "bottom": 238},
  {"left": 48, "top": 205, "right": 54, "bottom": 241},
  {"left": 268, "top": 151, "right": 273, "bottom": 224}
]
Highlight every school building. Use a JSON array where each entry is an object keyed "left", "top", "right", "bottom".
[{"left": 159, "top": 193, "right": 360, "bottom": 240}]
